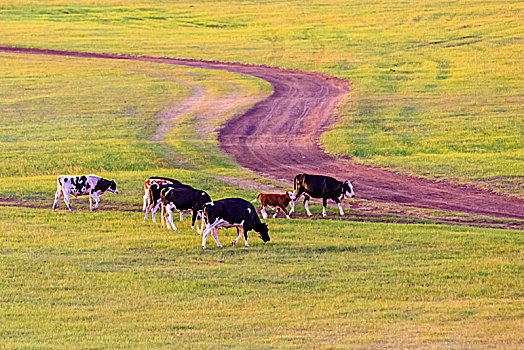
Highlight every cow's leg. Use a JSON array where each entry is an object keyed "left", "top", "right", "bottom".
[
  {"left": 242, "top": 224, "right": 250, "bottom": 247},
  {"left": 272, "top": 207, "right": 280, "bottom": 219},
  {"left": 143, "top": 204, "right": 151, "bottom": 222},
  {"left": 161, "top": 203, "right": 166, "bottom": 227},
  {"left": 335, "top": 198, "right": 345, "bottom": 215},
  {"left": 197, "top": 213, "right": 206, "bottom": 235},
  {"left": 260, "top": 206, "right": 268, "bottom": 219},
  {"left": 211, "top": 228, "right": 223, "bottom": 248},
  {"left": 279, "top": 205, "right": 290, "bottom": 219},
  {"left": 322, "top": 198, "right": 328, "bottom": 217},
  {"left": 191, "top": 210, "right": 198, "bottom": 230},
  {"left": 89, "top": 193, "right": 100, "bottom": 211},
  {"left": 165, "top": 209, "right": 172, "bottom": 230},
  {"left": 231, "top": 227, "right": 243, "bottom": 246},
  {"left": 166, "top": 205, "right": 177, "bottom": 230},
  {"left": 63, "top": 192, "right": 74, "bottom": 212},
  {"left": 304, "top": 195, "right": 312, "bottom": 216},
  {"left": 202, "top": 218, "right": 219, "bottom": 249},
  {"left": 143, "top": 200, "right": 158, "bottom": 223},
  {"left": 52, "top": 189, "right": 62, "bottom": 211},
  {"left": 180, "top": 212, "right": 184, "bottom": 222},
  {"left": 202, "top": 218, "right": 223, "bottom": 249},
  {"left": 290, "top": 190, "right": 304, "bottom": 215},
  {"left": 151, "top": 200, "right": 161, "bottom": 223},
  {"left": 142, "top": 189, "right": 149, "bottom": 212}
]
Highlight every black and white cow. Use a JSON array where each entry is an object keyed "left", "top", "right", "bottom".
[
  {"left": 52, "top": 174, "right": 118, "bottom": 212},
  {"left": 160, "top": 186, "right": 212, "bottom": 231},
  {"left": 201, "top": 198, "right": 269, "bottom": 249},
  {"left": 289, "top": 173, "right": 355, "bottom": 217},
  {"left": 143, "top": 182, "right": 193, "bottom": 223}
]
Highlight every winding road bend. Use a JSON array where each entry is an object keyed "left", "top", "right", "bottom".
[{"left": 2, "top": 46, "right": 523, "bottom": 225}]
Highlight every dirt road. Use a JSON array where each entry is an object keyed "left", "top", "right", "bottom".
[{"left": 2, "top": 46, "right": 523, "bottom": 226}]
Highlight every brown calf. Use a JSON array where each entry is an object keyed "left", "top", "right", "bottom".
[{"left": 251, "top": 191, "right": 296, "bottom": 219}]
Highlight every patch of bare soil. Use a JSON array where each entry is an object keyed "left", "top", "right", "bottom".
[
  {"left": 152, "top": 86, "right": 205, "bottom": 142},
  {"left": 1, "top": 46, "right": 523, "bottom": 230},
  {"left": 0, "top": 198, "right": 138, "bottom": 212}
]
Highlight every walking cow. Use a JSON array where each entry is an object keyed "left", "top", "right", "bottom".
[
  {"left": 52, "top": 174, "right": 118, "bottom": 212},
  {"left": 160, "top": 186, "right": 212, "bottom": 231},
  {"left": 201, "top": 198, "right": 269, "bottom": 249},
  {"left": 289, "top": 173, "right": 355, "bottom": 217},
  {"left": 251, "top": 192, "right": 296, "bottom": 219}
]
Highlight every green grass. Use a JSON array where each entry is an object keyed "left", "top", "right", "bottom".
[
  {"left": 0, "top": 53, "right": 521, "bottom": 349},
  {"left": 1, "top": 0, "right": 522, "bottom": 195},
  {"left": 0, "top": 52, "right": 271, "bottom": 175},
  {"left": 0, "top": 53, "right": 184, "bottom": 177},
  {"left": 1, "top": 206, "right": 522, "bottom": 348},
  {"left": 0, "top": 53, "right": 274, "bottom": 208}
]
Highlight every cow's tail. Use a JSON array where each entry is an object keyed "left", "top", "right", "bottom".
[
  {"left": 293, "top": 174, "right": 302, "bottom": 195},
  {"left": 56, "top": 176, "right": 63, "bottom": 195},
  {"left": 147, "top": 184, "right": 157, "bottom": 212},
  {"left": 251, "top": 193, "right": 262, "bottom": 203},
  {"left": 197, "top": 207, "right": 208, "bottom": 235},
  {"left": 160, "top": 188, "right": 165, "bottom": 228},
  {"left": 161, "top": 202, "right": 165, "bottom": 227}
]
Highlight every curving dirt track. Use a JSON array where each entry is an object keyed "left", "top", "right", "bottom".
[{"left": 2, "top": 46, "right": 523, "bottom": 227}]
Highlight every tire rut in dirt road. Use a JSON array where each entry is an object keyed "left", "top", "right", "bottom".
[{"left": 1, "top": 46, "right": 523, "bottom": 226}]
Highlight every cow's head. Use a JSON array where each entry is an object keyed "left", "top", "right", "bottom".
[
  {"left": 200, "top": 191, "right": 212, "bottom": 206},
  {"left": 286, "top": 191, "right": 296, "bottom": 201},
  {"left": 254, "top": 222, "right": 270, "bottom": 242},
  {"left": 341, "top": 180, "right": 355, "bottom": 200},
  {"left": 108, "top": 180, "right": 118, "bottom": 194}
]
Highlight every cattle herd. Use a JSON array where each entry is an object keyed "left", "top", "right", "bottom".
[{"left": 53, "top": 173, "right": 356, "bottom": 249}]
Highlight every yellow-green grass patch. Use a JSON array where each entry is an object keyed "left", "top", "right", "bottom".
[
  {"left": 2, "top": 0, "right": 522, "bottom": 195},
  {"left": 1, "top": 206, "right": 522, "bottom": 348}
]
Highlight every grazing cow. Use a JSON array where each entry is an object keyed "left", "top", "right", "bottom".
[
  {"left": 143, "top": 182, "right": 193, "bottom": 223},
  {"left": 142, "top": 176, "right": 181, "bottom": 212},
  {"left": 251, "top": 192, "right": 296, "bottom": 219},
  {"left": 201, "top": 198, "right": 269, "bottom": 249},
  {"left": 52, "top": 174, "right": 118, "bottom": 212},
  {"left": 160, "top": 186, "right": 212, "bottom": 231},
  {"left": 290, "top": 173, "right": 355, "bottom": 217}
]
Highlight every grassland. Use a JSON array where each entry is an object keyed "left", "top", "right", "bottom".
[
  {"left": 0, "top": 0, "right": 523, "bottom": 348},
  {"left": 2, "top": 206, "right": 523, "bottom": 348},
  {"left": 0, "top": 52, "right": 271, "bottom": 179},
  {"left": 1, "top": 0, "right": 522, "bottom": 196},
  {"left": 0, "top": 44, "right": 522, "bottom": 350}
]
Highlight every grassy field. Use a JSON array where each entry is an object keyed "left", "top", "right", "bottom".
[
  {"left": 0, "top": 52, "right": 271, "bottom": 179},
  {"left": 1, "top": 0, "right": 522, "bottom": 196},
  {"left": 2, "top": 206, "right": 522, "bottom": 348},
  {"left": 0, "top": 44, "right": 522, "bottom": 350},
  {"left": 1, "top": 0, "right": 523, "bottom": 348}
]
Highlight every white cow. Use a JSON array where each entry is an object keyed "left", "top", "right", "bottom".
[{"left": 52, "top": 174, "right": 118, "bottom": 212}]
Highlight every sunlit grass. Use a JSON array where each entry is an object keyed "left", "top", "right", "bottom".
[
  {"left": 0, "top": 53, "right": 273, "bottom": 208},
  {"left": 0, "top": 53, "right": 270, "bottom": 178},
  {"left": 1, "top": 206, "right": 522, "bottom": 348},
  {"left": 3, "top": 0, "right": 522, "bottom": 195},
  {"left": 0, "top": 1, "right": 523, "bottom": 347}
]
